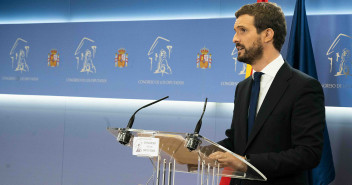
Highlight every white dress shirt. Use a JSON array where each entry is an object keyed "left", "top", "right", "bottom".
[{"left": 252, "top": 54, "right": 284, "bottom": 114}]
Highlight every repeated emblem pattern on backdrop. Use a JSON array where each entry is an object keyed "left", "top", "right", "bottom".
[
  {"left": 197, "top": 47, "right": 212, "bottom": 69},
  {"left": 147, "top": 36, "right": 173, "bottom": 76},
  {"left": 115, "top": 48, "right": 128, "bottom": 68},
  {"left": 231, "top": 47, "right": 246, "bottom": 75},
  {"left": 74, "top": 37, "right": 97, "bottom": 74},
  {"left": 0, "top": 16, "right": 351, "bottom": 106},
  {"left": 10, "top": 38, "right": 30, "bottom": 73},
  {"left": 48, "top": 49, "right": 60, "bottom": 67},
  {"left": 326, "top": 34, "right": 352, "bottom": 77}
]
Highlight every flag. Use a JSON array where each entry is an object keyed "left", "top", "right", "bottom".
[
  {"left": 245, "top": 64, "right": 253, "bottom": 78},
  {"left": 286, "top": 0, "right": 335, "bottom": 185}
]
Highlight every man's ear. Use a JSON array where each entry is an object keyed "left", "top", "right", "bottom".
[{"left": 263, "top": 28, "right": 274, "bottom": 43}]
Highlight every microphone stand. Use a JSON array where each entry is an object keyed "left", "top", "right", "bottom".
[
  {"left": 185, "top": 98, "right": 208, "bottom": 151},
  {"left": 117, "top": 96, "right": 169, "bottom": 145}
]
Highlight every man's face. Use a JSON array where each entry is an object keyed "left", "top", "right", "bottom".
[{"left": 233, "top": 14, "right": 264, "bottom": 65}]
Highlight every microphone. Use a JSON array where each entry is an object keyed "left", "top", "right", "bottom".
[
  {"left": 186, "top": 98, "right": 208, "bottom": 151},
  {"left": 117, "top": 96, "right": 169, "bottom": 145},
  {"left": 126, "top": 96, "right": 169, "bottom": 129},
  {"left": 194, "top": 97, "right": 207, "bottom": 134}
]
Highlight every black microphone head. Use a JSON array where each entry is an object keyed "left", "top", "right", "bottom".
[
  {"left": 126, "top": 115, "right": 135, "bottom": 129},
  {"left": 185, "top": 133, "right": 202, "bottom": 151},
  {"left": 117, "top": 128, "right": 132, "bottom": 145},
  {"left": 193, "top": 97, "right": 208, "bottom": 134},
  {"left": 194, "top": 120, "right": 202, "bottom": 134}
]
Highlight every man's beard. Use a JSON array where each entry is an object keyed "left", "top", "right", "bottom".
[{"left": 237, "top": 37, "right": 263, "bottom": 65}]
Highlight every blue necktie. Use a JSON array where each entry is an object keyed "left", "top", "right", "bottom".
[{"left": 247, "top": 72, "right": 264, "bottom": 139}]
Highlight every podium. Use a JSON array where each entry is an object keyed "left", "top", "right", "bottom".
[{"left": 108, "top": 127, "right": 266, "bottom": 185}]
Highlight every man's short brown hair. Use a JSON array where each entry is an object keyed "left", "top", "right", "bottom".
[{"left": 235, "top": 2, "right": 287, "bottom": 51}]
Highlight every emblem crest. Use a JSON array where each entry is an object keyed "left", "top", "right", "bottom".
[
  {"left": 197, "top": 47, "right": 212, "bottom": 69},
  {"left": 115, "top": 48, "right": 128, "bottom": 68},
  {"left": 48, "top": 49, "right": 60, "bottom": 67},
  {"left": 74, "top": 37, "right": 97, "bottom": 74},
  {"left": 327, "top": 34, "right": 352, "bottom": 77},
  {"left": 10, "top": 38, "right": 30, "bottom": 73}
]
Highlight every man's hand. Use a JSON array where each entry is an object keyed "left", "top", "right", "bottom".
[{"left": 208, "top": 151, "right": 248, "bottom": 172}]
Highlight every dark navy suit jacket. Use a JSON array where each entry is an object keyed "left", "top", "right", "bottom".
[{"left": 219, "top": 62, "right": 325, "bottom": 185}]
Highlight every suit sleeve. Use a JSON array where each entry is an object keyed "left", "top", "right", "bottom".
[
  {"left": 248, "top": 78, "right": 325, "bottom": 178},
  {"left": 217, "top": 84, "right": 239, "bottom": 152}
]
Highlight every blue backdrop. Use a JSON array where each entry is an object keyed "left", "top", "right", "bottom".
[{"left": 1, "top": 15, "right": 352, "bottom": 106}]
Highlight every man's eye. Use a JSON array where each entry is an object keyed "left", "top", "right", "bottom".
[{"left": 240, "top": 28, "right": 246, "bottom": 32}]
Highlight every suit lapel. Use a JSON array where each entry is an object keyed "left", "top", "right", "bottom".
[{"left": 245, "top": 62, "right": 293, "bottom": 151}]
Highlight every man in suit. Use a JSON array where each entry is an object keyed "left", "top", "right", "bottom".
[{"left": 209, "top": 2, "right": 325, "bottom": 185}]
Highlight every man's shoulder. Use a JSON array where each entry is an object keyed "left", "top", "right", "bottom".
[
  {"left": 237, "top": 76, "right": 252, "bottom": 87},
  {"left": 282, "top": 64, "right": 323, "bottom": 93},
  {"left": 289, "top": 67, "right": 321, "bottom": 86}
]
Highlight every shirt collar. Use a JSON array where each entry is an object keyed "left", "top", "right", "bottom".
[{"left": 252, "top": 54, "right": 284, "bottom": 79}]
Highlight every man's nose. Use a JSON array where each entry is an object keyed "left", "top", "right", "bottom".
[{"left": 233, "top": 33, "right": 239, "bottom": 43}]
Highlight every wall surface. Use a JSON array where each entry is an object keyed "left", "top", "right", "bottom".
[
  {"left": 0, "top": 94, "right": 351, "bottom": 185},
  {"left": 1, "top": 0, "right": 351, "bottom": 23},
  {"left": 1, "top": 15, "right": 351, "bottom": 106}
]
